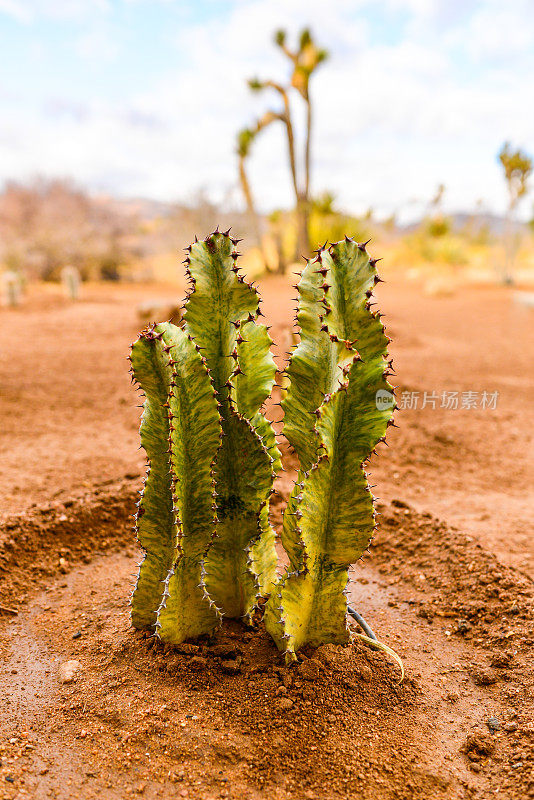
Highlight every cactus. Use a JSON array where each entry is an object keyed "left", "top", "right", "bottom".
[
  {"left": 182, "top": 231, "right": 279, "bottom": 620},
  {"left": 130, "top": 230, "right": 280, "bottom": 641},
  {"left": 129, "top": 232, "right": 396, "bottom": 662},
  {"left": 130, "top": 322, "right": 221, "bottom": 642},
  {"left": 264, "top": 238, "right": 395, "bottom": 662}
]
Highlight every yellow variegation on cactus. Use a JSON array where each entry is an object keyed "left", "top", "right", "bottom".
[{"left": 129, "top": 231, "right": 394, "bottom": 659}]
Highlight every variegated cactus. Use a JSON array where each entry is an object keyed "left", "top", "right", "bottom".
[
  {"left": 130, "top": 230, "right": 280, "bottom": 643},
  {"left": 129, "top": 231, "right": 395, "bottom": 661},
  {"left": 264, "top": 238, "right": 395, "bottom": 662}
]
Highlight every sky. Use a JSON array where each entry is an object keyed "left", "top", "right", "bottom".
[{"left": 0, "top": 0, "right": 533, "bottom": 220}]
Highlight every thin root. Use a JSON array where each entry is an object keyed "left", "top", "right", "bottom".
[{"left": 352, "top": 631, "right": 405, "bottom": 684}]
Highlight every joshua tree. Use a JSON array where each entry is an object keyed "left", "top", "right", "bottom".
[
  {"left": 237, "top": 28, "right": 328, "bottom": 265},
  {"left": 498, "top": 142, "right": 532, "bottom": 283}
]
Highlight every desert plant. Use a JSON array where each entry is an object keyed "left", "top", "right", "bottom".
[
  {"left": 309, "top": 192, "right": 370, "bottom": 251},
  {"left": 2, "top": 270, "right": 22, "bottom": 307},
  {"left": 238, "top": 29, "right": 328, "bottom": 264},
  {"left": 130, "top": 230, "right": 280, "bottom": 643},
  {"left": 130, "top": 231, "right": 395, "bottom": 665},
  {"left": 130, "top": 321, "right": 221, "bottom": 642},
  {"left": 264, "top": 238, "right": 395, "bottom": 661},
  {"left": 61, "top": 265, "right": 81, "bottom": 300},
  {"left": 498, "top": 142, "right": 532, "bottom": 283}
]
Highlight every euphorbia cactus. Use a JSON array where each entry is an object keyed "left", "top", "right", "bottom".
[
  {"left": 129, "top": 232, "right": 394, "bottom": 660},
  {"left": 264, "top": 238, "right": 395, "bottom": 661},
  {"left": 130, "top": 230, "right": 280, "bottom": 643},
  {"left": 182, "top": 231, "right": 279, "bottom": 620}
]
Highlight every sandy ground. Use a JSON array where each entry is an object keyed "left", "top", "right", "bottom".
[{"left": 0, "top": 266, "right": 533, "bottom": 800}]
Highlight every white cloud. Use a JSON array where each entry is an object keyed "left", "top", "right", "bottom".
[
  {"left": 75, "top": 28, "right": 120, "bottom": 62},
  {"left": 0, "top": 0, "right": 33, "bottom": 24},
  {"left": 457, "top": 1, "right": 534, "bottom": 63}
]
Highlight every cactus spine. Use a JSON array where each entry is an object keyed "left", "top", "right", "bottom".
[{"left": 264, "top": 238, "right": 394, "bottom": 661}]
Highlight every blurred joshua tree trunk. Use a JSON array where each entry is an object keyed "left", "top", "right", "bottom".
[
  {"left": 278, "top": 28, "right": 327, "bottom": 259},
  {"left": 237, "top": 28, "right": 328, "bottom": 266},
  {"left": 237, "top": 111, "right": 285, "bottom": 272},
  {"left": 498, "top": 142, "right": 532, "bottom": 285}
]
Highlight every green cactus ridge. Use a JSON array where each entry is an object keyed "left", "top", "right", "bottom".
[
  {"left": 130, "top": 325, "right": 175, "bottom": 631},
  {"left": 183, "top": 231, "right": 279, "bottom": 619},
  {"left": 265, "top": 239, "right": 395, "bottom": 661},
  {"left": 130, "top": 322, "right": 222, "bottom": 642}
]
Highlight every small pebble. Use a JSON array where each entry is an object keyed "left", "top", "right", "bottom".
[
  {"left": 490, "top": 653, "right": 513, "bottom": 669},
  {"left": 471, "top": 669, "right": 497, "bottom": 686},
  {"left": 188, "top": 656, "right": 207, "bottom": 672},
  {"left": 59, "top": 660, "right": 81, "bottom": 683},
  {"left": 486, "top": 717, "right": 501, "bottom": 732},
  {"left": 462, "top": 732, "right": 495, "bottom": 760},
  {"left": 220, "top": 659, "right": 240, "bottom": 675},
  {"left": 455, "top": 619, "right": 471, "bottom": 634},
  {"left": 277, "top": 698, "right": 294, "bottom": 711},
  {"left": 503, "top": 722, "right": 517, "bottom": 733},
  {"left": 356, "top": 665, "right": 372, "bottom": 682}
]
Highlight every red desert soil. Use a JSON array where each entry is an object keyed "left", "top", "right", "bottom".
[{"left": 0, "top": 268, "right": 533, "bottom": 799}]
